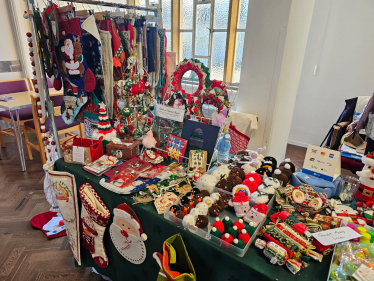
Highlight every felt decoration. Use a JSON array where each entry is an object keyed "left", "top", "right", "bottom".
[
  {"left": 92, "top": 103, "right": 118, "bottom": 142},
  {"left": 213, "top": 217, "right": 225, "bottom": 233},
  {"left": 245, "top": 171, "right": 262, "bottom": 185},
  {"left": 142, "top": 130, "right": 157, "bottom": 149},
  {"left": 195, "top": 202, "right": 209, "bottom": 215},
  {"left": 166, "top": 135, "right": 188, "bottom": 162},
  {"left": 182, "top": 214, "right": 196, "bottom": 227},
  {"left": 79, "top": 183, "right": 110, "bottom": 268},
  {"left": 181, "top": 119, "right": 221, "bottom": 163},
  {"left": 233, "top": 219, "right": 245, "bottom": 233},
  {"left": 217, "top": 132, "right": 231, "bottom": 162},
  {"left": 244, "top": 224, "right": 255, "bottom": 236},
  {"left": 210, "top": 227, "right": 222, "bottom": 238},
  {"left": 223, "top": 216, "right": 233, "bottom": 230},
  {"left": 227, "top": 226, "right": 239, "bottom": 238},
  {"left": 48, "top": 170, "right": 81, "bottom": 265},
  {"left": 196, "top": 215, "right": 209, "bottom": 228},
  {"left": 242, "top": 177, "right": 259, "bottom": 193},
  {"left": 232, "top": 191, "right": 250, "bottom": 218},
  {"left": 59, "top": 18, "right": 95, "bottom": 124},
  {"left": 154, "top": 192, "right": 179, "bottom": 214},
  {"left": 110, "top": 203, "right": 147, "bottom": 264},
  {"left": 279, "top": 158, "right": 296, "bottom": 173},
  {"left": 238, "top": 229, "right": 250, "bottom": 244},
  {"left": 208, "top": 204, "right": 222, "bottom": 217},
  {"left": 244, "top": 204, "right": 268, "bottom": 227},
  {"left": 271, "top": 169, "right": 289, "bottom": 187}
]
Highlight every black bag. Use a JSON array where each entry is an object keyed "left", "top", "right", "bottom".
[{"left": 320, "top": 121, "right": 349, "bottom": 150}]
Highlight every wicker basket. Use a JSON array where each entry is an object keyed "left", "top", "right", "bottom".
[{"left": 276, "top": 184, "right": 328, "bottom": 215}]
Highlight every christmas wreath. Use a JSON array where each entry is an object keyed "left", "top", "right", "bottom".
[
  {"left": 188, "top": 80, "right": 229, "bottom": 117},
  {"left": 165, "top": 89, "right": 189, "bottom": 110},
  {"left": 170, "top": 58, "right": 212, "bottom": 97}
]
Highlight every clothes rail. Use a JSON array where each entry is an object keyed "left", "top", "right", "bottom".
[{"left": 58, "top": 0, "right": 158, "bottom": 15}]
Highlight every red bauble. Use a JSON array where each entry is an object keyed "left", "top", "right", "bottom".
[
  {"left": 144, "top": 81, "right": 151, "bottom": 89},
  {"left": 28, "top": 42, "right": 33, "bottom": 47},
  {"left": 26, "top": 32, "right": 32, "bottom": 37},
  {"left": 116, "top": 123, "right": 126, "bottom": 137},
  {"left": 36, "top": 97, "right": 40, "bottom": 102},
  {"left": 31, "top": 62, "right": 35, "bottom": 66},
  {"left": 35, "top": 89, "right": 39, "bottom": 93},
  {"left": 137, "top": 81, "right": 145, "bottom": 93},
  {"left": 33, "top": 71, "right": 36, "bottom": 75},
  {"left": 29, "top": 52, "right": 34, "bottom": 57},
  {"left": 131, "top": 84, "right": 140, "bottom": 95}
]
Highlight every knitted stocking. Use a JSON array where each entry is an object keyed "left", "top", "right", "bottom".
[
  {"left": 79, "top": 183, "right": 110, "bottom": 268},
  {"left": 59, "top": 18, "right": 95, "bottom": 124}
]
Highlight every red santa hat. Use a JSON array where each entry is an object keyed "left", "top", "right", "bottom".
[
  {"left": 232, "top": 192, "right": 249, "bottom": 206},
  {"left": 242, "top": 177, "right": 259, "bottom": 193},
  {"left": 252, "top": 203, "right": 268, "bottom": 215},
  {"left": 245, "top": 171, "right": 261, "bottom": 185},
  {"left": 113, "top": 203, "right": 147, "bottom": 241}
]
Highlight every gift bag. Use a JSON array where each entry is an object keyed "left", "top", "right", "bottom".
[
  {"left": 153, "top": 234, "right": 196, "bottom": 281},
  {"left": 62, "top": 135, "right": 103, "bottom": 165}
]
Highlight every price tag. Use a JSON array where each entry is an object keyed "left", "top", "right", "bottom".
[
  {"left": 311, "top": 227, "right": 362, "bottom": 246},
  {"left": 73, "top": 146, "right": 85, "bottom": 164}
]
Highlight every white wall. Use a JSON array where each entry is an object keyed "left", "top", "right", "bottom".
[
  {"left": 289, "top": 0, "right": 374, "bottom": 147},
  {"left": 237, "top": 0, "right": 292, "bottom": 150}
]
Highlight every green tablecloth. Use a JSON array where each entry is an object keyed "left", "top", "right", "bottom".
[{"left": 55, "top": 158, "right": 332, "bottom": 281}]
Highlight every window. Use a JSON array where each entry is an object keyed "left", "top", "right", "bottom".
[{"left": 137, "top": 0, "right": 248, "bottom": 83}]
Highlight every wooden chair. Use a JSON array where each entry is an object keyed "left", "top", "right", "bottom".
[
  {"left": 24, "top": 92, "right": 84, "bottom": 164},
  {"left": 0, "top": 78, "right": 34, "bottom": 158}
]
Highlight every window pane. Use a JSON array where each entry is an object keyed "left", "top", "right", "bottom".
[
  {"left": 149, "top": 0, "right": 159, "bottom": 5},
  {"left": 181, "top": 0, "right": 193, "bottom": 29},
  {"left": 139, "top": 0, "right": 146, "bottom": 6},
  {"left": 180, "top": 32, "right": 192, "bottom": 61},
  {"left": 196, "top": 58, "right": 209, "bottom": 68},
  {"left": 238, "top": 0, "right": 249, "bottom": 29},
  {"left": 195, "top": 4, "right": 211, "bottom": 56},
  {"left": 233, "top": 32, "right": 245, "bottom": 83},
  {"left": 166, "top": 31, "right": 172, "bottom": 52},
  {"left": 211, "top": 32, "right": 227, "bottom": 80},
  {"left": 213, "top": 0, "right": 229, "bottom": 29},
  {"left": 162, "top": 0, "right": 172, "bottom": 30}
]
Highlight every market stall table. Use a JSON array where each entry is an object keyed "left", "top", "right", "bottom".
[{"left": 55, "top": 158, "right": 333, "bottom": 281}]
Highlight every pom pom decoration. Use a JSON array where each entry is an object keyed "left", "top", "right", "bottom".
[
  {"left": 212, "top": 112, "right": 228, "bottom": 129},
  {"left": 221, "top": 233, "right": 234, "bottom": 245},
  {"left": 142, "top": 131, "right": 157, "bottom": 149},
  {"left": 223, "top": 216, "right": 233, "bottom": 230},
  {"left": 279, "top": 158, "right": 296, "bottom": 173},
  {"left": 210, "top": 227, "right": 222, "bottom": 238},
  {"left": 242, "top": 177, "right": 259, "bottom": 193},
  {"left": 195, "top": 202, "right": 209, "bottom": 215},
  {"left": 245, "top": 171, "right": 262, "bottom": 185},
  {"left": 250, "top": 191, "right": 269, "bottom": 205},
  {"left": 210, "top": 192, "right": 221, "bottom": 203},
  {"left": 232, "top": 238, "right": 246, "bottom": 249},
  {"left": 238, "top": 229, "right": 250, "bottom": 244},
  {"left": 227, "top": 226, "right": 239, "bottom": 238},
  {"left": 213, "top": 217, "right": 225, "bottom": 233},
  {"left": 182, "top": 214, "right": 196, "bottom": 227},
  {"left": 233, "top": 219, "right": 244, "bottom": 232}
]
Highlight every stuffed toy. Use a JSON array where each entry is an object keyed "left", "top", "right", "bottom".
[
  {"left": 214, "top": 164, "right": 231, "bottom": 177},
  {"left": 279, "top": 158, "right": 296, "bottom": 173},
  {"left": 195, "top": 202, "right": 209, "bottom": 215},
  {"left": 229, "top": 167, "right": 246, "bottom": 181},
  {"left": 242, "top": 177, "right": 259, "bottom": 193},
  {"left": 263, "top": 177, "right": 281, "bottom": 189},
  {"left": 208, "top": 204, "right": 222, "bottom": 217},
  {"left": 210, "top": 192, "right": 221, "bottom": 203},
  {"left": 356, "top": 152, "right": 374, "bottom": 202},
  {"left": 182, "top": 214, "right": 196, "bottom": 227},
  {"left": 217, "top": 193, "right": 231, "bottom": 210},
  {"left": 195, "top": 174, "right": 217, "bottom": 194},
  {"left": 250, "top": 191, "right": 269, "bottom": 205},
  {"left": 227, "top": 174, "right": 242, "bottom": 186},
  {"left": 196, "top": 215, "right": 209, "bottom": 228},
  {"left": 242, "top": 162, "right": 257, "bottom": 174},
  {"left": 212, "top": 217, "right": 225, "bottom": 233},
  {"left": 271, "top": 169, "right": 289, "bottom": 187},
  {"left": 278, "top": 164, "right": 292, "bottom": 179},
  {"left": 142, "top": 131, "right": 157, "bottom": 149},
  {"left": 245, "top": 171, "right": 262, "bottom": 185},
  {"left": 217, "top": 132, "right": 231, "bottom": 162},
  {"left": 244, "top": 203, "right": 268, "bottom": 227},
  {"left": 232, "top": 191, "right": 250, "bottom": 217},
  {"left": 233, "top": 219, "right": 245, "bottom": 232}
]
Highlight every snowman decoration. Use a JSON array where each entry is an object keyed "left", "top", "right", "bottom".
[
  {"left": 356, "top": 152, "right": 374, "bottom": 202},
  {"left": 110, "top": 204, "right": 147, "bottom": 264}
]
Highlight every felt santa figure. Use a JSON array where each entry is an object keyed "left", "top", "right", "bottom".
[
  {"left": 109, "top": 203, "right": 147, "bottom": 264},
  {"left": 356, "top": 152, "right": 374, "bottom": 201},
  {"left": 232, "top": 192, "right": 250, "bottom": 217},
  {"left": 244, "top": 203, "right": 268, "bottom": 227}
]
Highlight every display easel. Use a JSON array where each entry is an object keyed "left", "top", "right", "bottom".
[{"left": 24, "top": 0, "right": 159, "bottom": 160}]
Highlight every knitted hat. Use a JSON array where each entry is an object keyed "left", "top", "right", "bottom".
[
  {"left": 238, "top": 229, "right": 250, "bottom": 244},
  {"left": 244, "top": 224, "right": 255, "bottom": 236},
  {"left": 234, "top": 191, "right": 249, "bottom": 202},
  {"left": 227, "top": 226, "right": 239, "bottom": 238},
  {"left": 272, "top": 169, "right": 289, "bottom": 186},
  {"left": 212, "top": 217, "right": 225, "bottom": 233},
  {"left": 233, "top": 219, "right": 244, "bottom": 232},
  {"left": 279, "top": 158, "right": 296, "bottom": 173},
  {"left": 210, "top": 227, "right": 222, "bottom": 238},
  {"left": 232, "top": 184, "right": 251, "bottom": 197},
  {"left": 245, "top": 171, "right": 262, "bottom": 185},
  {"left": 232, "top": 238, "right": 246, "bottom": 249},
  {"left": 223, "top": 216, "right": 233, "bottom": 230},
  {"left": 278, "top": 166, "right": 292, "bottom": 179},
  {"left": 253, "top": 203, "right": 269, "bottom": 215},
  {"left": 113, "top": 204, "right": 147, "bottom": 241},
  {"left": 242, "top": 178, "right": 259, "bottom": 193},
  {"left": 221, "top": 233, "right": 234, "bottom": 244}
]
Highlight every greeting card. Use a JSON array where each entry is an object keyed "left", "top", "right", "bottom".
[{"left": 166, "top": 135, "right": 188, "bottom": 162}]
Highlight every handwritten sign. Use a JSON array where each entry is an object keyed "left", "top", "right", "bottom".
[
  {"left": 311, "top": 227, "right": 362, "bottom": 246},
  {"left": 156, "top": 104, "right": 185, "bottom": 122},
  {"left": 73, "top": 146, "right": 85, "bottom": 164}
]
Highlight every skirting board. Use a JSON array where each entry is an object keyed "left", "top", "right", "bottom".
[{"left": 287, "top": 139, "right": 309, "bottom": 148}]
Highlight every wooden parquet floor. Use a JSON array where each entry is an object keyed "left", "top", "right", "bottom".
[
  {"left": 0, "top": 133, "right": 102, "bottom": 281},
  {"left": 0, "top": 135, "right": 357, "bottom": 281}
]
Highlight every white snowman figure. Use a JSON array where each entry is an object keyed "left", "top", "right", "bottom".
[{"left": 356, "top": 152, "right": 374, "bottom": 202}]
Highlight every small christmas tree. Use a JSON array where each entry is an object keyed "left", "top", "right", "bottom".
[{"left": 92, "top": 103, "right": 118, "bottom": 142}]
